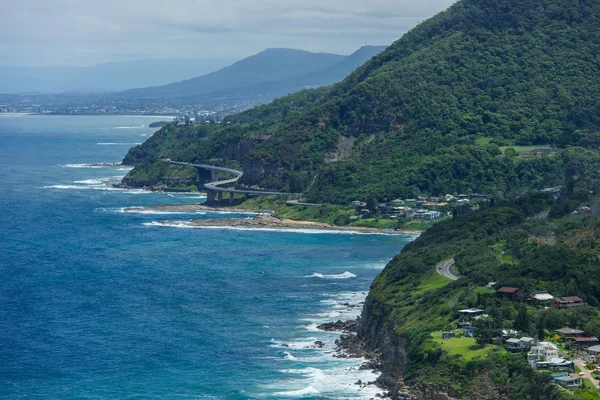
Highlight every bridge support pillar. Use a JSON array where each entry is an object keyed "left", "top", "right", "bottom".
[
  {"left": 244, "top": 193, "right": 249, "bottom": 200},
  {"left": 218, "top": 191, "right": 223, "bottom": 202},
  {"left": 207, "top": 190, "right": 215, "bottom": 204},
  {"left": 211, "top": 170, "right": 218, "bottom": 181},
  {"left": 229, "top": 192, "right": 234, "bottom": 205}
]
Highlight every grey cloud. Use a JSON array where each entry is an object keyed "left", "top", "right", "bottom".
[{"left": 0, "top": 0, "right": 456, "bottom": 66}]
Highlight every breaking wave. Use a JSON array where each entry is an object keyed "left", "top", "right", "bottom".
[{"left": 306, "top": 272, "right": 357, "bottom": 279}]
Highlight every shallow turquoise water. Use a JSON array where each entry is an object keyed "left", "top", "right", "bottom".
[{"left": 0, "top": 115, "right": 413, "bottom": 399}]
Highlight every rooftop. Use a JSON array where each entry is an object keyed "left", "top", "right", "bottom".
[
  {"left": 574, "top": 337, "right": 599, "bottom": 342},
  {"left": 556, "top": 328, "right": 585, "bottom": 335},
  {"left": 497, "top": 287, "right": 520, "bottom": 293},
  {"left": 533, "top": 293, "right": 554, "bottom": 301},
  {"left": 554, "top": 296, "right": 584, "bottom": 302}
]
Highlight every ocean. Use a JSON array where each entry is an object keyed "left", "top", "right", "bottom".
[{"left": 0, "top": 115, "right": 414, "bottom": 399}]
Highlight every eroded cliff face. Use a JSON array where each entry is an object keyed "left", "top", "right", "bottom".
[{"left": 359, "top": 299, "right": 412, "bottom": 399}]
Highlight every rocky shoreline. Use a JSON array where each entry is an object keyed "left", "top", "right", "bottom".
[
  {"left": 316, "top": 319, "right": 392, "bottom": 399},
  {"left": 131, "top": 205, "right": 422, "bottom": 235}
]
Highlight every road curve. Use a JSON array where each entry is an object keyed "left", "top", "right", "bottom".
[
  {"left": 574, "top": 359, "right": 600, "bottom": 390},
  {"left": 436, "top": 258, "right": 459, "bottom": 281},
  {"left": 167, "top": 160, "right": 291, "bottom": 196}
]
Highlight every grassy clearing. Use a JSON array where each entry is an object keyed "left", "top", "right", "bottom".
[
  {"left": 431, "top": 331, "right": 495, "bottom": 361},
  {"left": 414, "top": 271, "right": 452, "bottom": 294},
  {"left": 349, "top": 218, "right": 397, "bottom": 229},
  {"left": 472, "top": 286, "right": 495, "bottom": 296},
  {"left": 500, "top": 145, "right": 558, "bottom": 153}
]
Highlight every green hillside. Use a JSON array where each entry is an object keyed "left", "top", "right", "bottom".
[
  {"left": 122, "top": 0, "right": 600, "bottom": 201},
  {"left": 360, "top": 192, "right": 600, "bottom": 398}
]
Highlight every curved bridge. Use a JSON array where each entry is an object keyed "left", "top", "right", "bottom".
[{"left": 166, "top": 160, "right": 290, "bottom": 203}]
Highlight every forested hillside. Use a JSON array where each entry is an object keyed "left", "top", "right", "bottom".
[{"left": 122, "top": 0, "right": 600, "bottom": 202}]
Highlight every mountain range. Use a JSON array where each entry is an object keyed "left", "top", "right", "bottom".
[{"left": 116, "top": 46, "right": 387, "bottom": 101}]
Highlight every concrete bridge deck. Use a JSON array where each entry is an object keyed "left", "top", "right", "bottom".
[{"left": 166, "top": 160, "right": 291, "bottom": 203}]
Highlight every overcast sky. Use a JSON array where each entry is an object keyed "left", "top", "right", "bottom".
[{"left": 1, "top": 0, "right": 456, "bottom": 67}]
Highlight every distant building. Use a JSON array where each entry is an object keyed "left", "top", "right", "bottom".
[
  {"left": 588, "top": 345, "right": 600, "bottom": 356},
  {"left": 554, "top": 374, "right": 583, "bottom": 390},
  {"left": 496, "top": 287, "right": 524, "bottom": 300},
  {"left": 442, "top": 332, "right": 456, "bottom": 340},
  {"left": 505, "top": 337, "right": 536, "bottom": 352},
  {"left": 457, "top": 199, "right": 470, "bottom": 206},
  {"left": 458, "top": 308, "right": 485, "bottom": 317},
  {"left": 550, "top": 296, "right": 584, "bottom": 309},
  {"left": 572, "top": 337, "right": 599, "bottom": 349},
  {"left": 531, "top": 291, "right": 554, "bottom": 304},
  {"left": 463, "top": 326, "right": 477, "bottom": 338},
  {"left": 555, "top": 328, "right": 585, "bottom": 339},
  {"left": 528, "top": 342, "right": 560, "bottom": 368},
  {"left": 423, "top": 211, "right": 441, "bottom": 220}
]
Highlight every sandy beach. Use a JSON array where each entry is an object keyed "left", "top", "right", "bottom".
[{"left": 130, "top": 205, "right": 422, "bottom": 235}]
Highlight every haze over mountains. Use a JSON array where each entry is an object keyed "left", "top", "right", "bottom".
[
  {"left": 116, "top": 46, "right": 387, "bottom": 101},
  {"left": 0, "top": 46, "right": 388, "bottom": 115},
  {"left": 0, "top": 58, "right": 236, "bottom": 94}
]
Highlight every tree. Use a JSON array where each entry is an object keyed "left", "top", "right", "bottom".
[
  {"left": 514, "top": 304, "right": 530, "bottom": 333},
  {"left": 585, "top": 320, "right": 600, "bottom": 339}
]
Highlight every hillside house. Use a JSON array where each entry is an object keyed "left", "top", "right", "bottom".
[
  {"left": 458, "top": 308, "right": 485, "bottom": 319},
  {"left": 550, "top": 296, "right": 584, "bottom": 309},
  {"left": 442, "top": 332, "right": 456, "bottom": 340},
  {"left": 531, "top": 291, "right": 554, "bottom": 304},
  {"left": 587, "top": 345, "right": 600, "bottom": 356},
  {"left": 528, "top": 342, "right": 560, "bottom": 368},
  {"left": 505, "top": 337, "right": 536, "bottom": 352},
  {"left": 496, "top": 287, "right": 524, "bottom": 300},
  {"left": 555, "top": 328, "right": 585, "bottom": 339},
  {"left": 554, "top": 374, "right": 583, "bottom": 390},
  {"left": 463, "top": 326, "right": 477, "bottom": 338},
  {"left": 572, "top": 337, "right": 599, "bottom": 349},
  {"left": 423, "top": 211, "right": 441, "bottom": 220}
]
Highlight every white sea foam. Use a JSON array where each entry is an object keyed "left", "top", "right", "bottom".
[
  {"left": 273, "top": 386, "right": 320, "bottom": 396},
  {"left": 283, "top": 352, "right": 297, "bottom": 361},
  {"left": 120, "top": 207, "right": 208, "bottom": 215},
  {"left": 64, "top": 163, "right": 104, "bottom": 169},
  {"left": 96, "top": 142, "right": 142, "bottom": 145},
  {"left": 269, "top": 338, "right": 322, "bottom": 349},
  {"left": 262, "top": 288, "right": 387, "bottom": 398},
  {"left": 307, "top": 272, "right": 357, "bottom": 279},
  {"left": 270, "top": 365, "right": 383, "bottom": 398},
  {"left": 143, "top": 222, "right": 394, "bottom": 235},
  {"left": 43, "top": 185, "right": 151, "bottom": 194},
  {"left": 112, "top": 125, "right": 146, "bottom": 129},
  {"left": 63, "top": 163, "right": 123, "bottom": 169}
]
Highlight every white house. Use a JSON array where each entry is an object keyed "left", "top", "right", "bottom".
[{"left": 528, "top": 342, "right": 559, "bottom": 368}]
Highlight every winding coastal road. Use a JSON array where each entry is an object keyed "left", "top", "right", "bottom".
[
  {"left": 167, "top": 160, "right": 291, "bottom": 196},
  {"left": 436, "top": 258, "right": 459, "bottom": 281}
]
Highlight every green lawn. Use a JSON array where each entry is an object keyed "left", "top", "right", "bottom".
[
  {"left": 431, "top": 331, "right": 495, "bottom": 361},
  {"left": 472, "top": 286, "right": 495, "bottom": 296}
]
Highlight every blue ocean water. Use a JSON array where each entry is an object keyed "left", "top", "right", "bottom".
[{"left": 0, "top": 115, "right": 413, "bottom": 399}]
